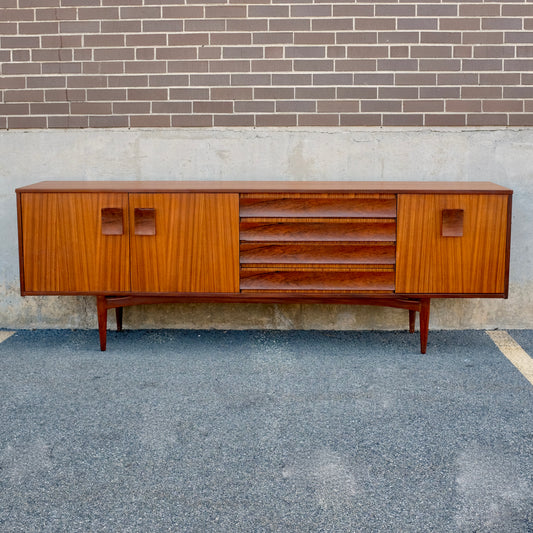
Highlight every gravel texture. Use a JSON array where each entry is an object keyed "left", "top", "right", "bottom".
[{"left": 1, "top": 329, "right": 532, "bottom": 532}]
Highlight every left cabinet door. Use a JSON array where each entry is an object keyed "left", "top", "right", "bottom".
[{"left": 20, "top": 192, "right": 130, "bottom": 294}]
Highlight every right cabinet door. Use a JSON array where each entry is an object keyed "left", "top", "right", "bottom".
[
  {"left": 396, "top": 194, "right": 510, "bottom": 295},
  {"left": 129, "top": 193, "right": 239, "bottom": 294}
]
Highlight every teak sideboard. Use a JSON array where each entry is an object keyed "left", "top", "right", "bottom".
[{"left": 16, "top": 181, "right": 512, "bottom": 353}]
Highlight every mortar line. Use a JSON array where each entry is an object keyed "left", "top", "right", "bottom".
[{"left": 487, "top": 330, "right": 533, "bottom": 387}]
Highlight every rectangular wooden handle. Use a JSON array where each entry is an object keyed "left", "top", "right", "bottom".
[
  {"left": 442, "top": 209, "right": 464, "bottom": 237},
  {"left": 134, "top": 207, "right": 156, "bottom": 235},
  {"left": 101, "top": 207, "right": 123, "bottom": 235}
]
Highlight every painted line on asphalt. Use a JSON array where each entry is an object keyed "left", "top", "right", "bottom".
[
  {"left": 0, "top": 331, "right": 15, "bottom": 344},
  {"left": 487, "top": 330, "right": 533, "bottom": 387}
]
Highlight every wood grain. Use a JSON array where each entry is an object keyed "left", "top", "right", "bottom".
[
  {"left": 240, "top": 243, "right": 396, "bottom": 265},
  {"left": 21, "top": 192, "right": 130, "bottom": 293},
  {"left": 240, "top": 197, "right": 396, "bottom": 218},
  {"left": 130, "top": 193, "right": 239, "bottom": 293},
  {"left": 16, "top": 180, "right": 513, "bottom": 194},
  {"left": 240, "top": 270, "right": 395, "bottom": 292},
  {"left": 240, "top": 221, "right": 396, "bottom": 242},
  {"left": 396, "top": 194, "right": 510, "bottom": 294}
]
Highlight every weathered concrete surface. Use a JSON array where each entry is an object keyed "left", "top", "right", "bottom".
[{"left": 1, "top": 127, "right": 531, "bottom": 330}]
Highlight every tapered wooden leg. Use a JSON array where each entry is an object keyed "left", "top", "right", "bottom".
[
  {"left": 419, "top": 298, "right": 431, "bottom": 354},
  {"left": 97, "top": 296, "right": 108, "bottom": 352},
  {"left": 409, "top": 309, "right": 416, "bottom": 333},
  {"left": 115, "top": 307, "right": 123, "bottom": 332}
]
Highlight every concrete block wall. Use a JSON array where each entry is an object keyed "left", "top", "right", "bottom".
[{"left": 1, "top": 128, "right": 532, "bottom": 332}]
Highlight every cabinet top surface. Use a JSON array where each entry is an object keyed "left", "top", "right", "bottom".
[{"left": 17, "top": 180, "right": 512, "bottom": 194}]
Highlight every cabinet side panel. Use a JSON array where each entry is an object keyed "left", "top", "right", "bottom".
[
  {"left": 21, "top": 193, "right": 130, "bottom": 293},
  {"left": 130, "top": 193, "right": 239, "bottom": 293},
  {"left": 396, "top": 194, "right": 509, "bottom": 294}
]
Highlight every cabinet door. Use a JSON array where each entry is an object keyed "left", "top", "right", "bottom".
[
  {"left": 130, "top": 193, "right": 239, "bottom": 293},
  {"left": 396, "top": 194, "right": 510, "bottom": 295},
  {"left": 21, "top": 192, "right": 130, "bottom": 293}
]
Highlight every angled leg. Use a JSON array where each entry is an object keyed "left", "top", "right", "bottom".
[
  {"left": 96, "top": 296, "right": 108, "bottom": 352},
  {"left": 409, "top": 309, "right": 416, "bottom": 333},
  {"left": 419, "top": 298, "right": 431, "bottom": 354},
  {"left": 115, "top": 307, "right": 123, "bottom": 332}
]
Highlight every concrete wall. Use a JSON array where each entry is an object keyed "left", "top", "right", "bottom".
[{"left": 1, "top": 127, "right": 531, "bottom": 331}]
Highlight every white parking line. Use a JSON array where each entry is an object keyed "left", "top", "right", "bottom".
[
  {"left": 0, "top": 331, "right": 15, "bottom": 344},
  {"left": 487, "top": 330, "right": 533, "bottom": 386}
]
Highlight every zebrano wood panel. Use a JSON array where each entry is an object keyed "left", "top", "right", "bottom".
[
  {"left": 21, "top": 192, "right": 129, "bottom": 293},
  {"left": 240, "top": 221, "right": 396, "bottom": 242},
  {"left": 240, "top": 243, "right": 396, "bottom": 265},
  {"left": 240, "top": 197, "right": 396, "bottom": 218},
  {"left": 396, "top": 194, "right": 509, "bottom": 294},
  {"left": 130, "top": 193, "right": 239, "bottom": 293}
]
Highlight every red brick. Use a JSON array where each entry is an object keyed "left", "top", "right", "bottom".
[
  {"left": 108, "top": 75, "right": 149, "bottom": 87},
  {"left": 336, "top": 60, "right": 376, "bottom": 72},
  {"left": 214, "top": 114, "right": 255, "bottom": 126},
  {"left": 425, "top": 114, "right": 466, "bottom": 126},
  {"left": 128, "top": 88, "right": 168, "bottom": 100},
  {"left": 120, "top": 7, "right": 160, "bottom": 19},
  {"left": 340, "top": 114, "right": 381, "bottom": 126},
  {"left": 150, "top": 75, "right": 188, "bottom": 87},
  {"left": 446, "top": 100, "right": 482, "bottom": 113},
  {"left": 113, "top": 102, "right": 150, "bottom": 114},
  {"left": 152, "top": 102, "right": 192, "bottom": 114},
  {"left": 48, "top": 115, "right": 88, "bottom": 128},
  {"left": 71, "top": 102, "right": 112, "bottom": 114},
  {"left": 130, "top": 115, "right": 170, "bottom": 127},
  {"left": 9, "top": 116, "right": 47, "bottom": 128},
  {"left": 256, "top": 114, "right": 297, "bottom": 127},
  {"left": 89, "top": 115, "right": 129, "bottom": 128},
  {"left": 467, "top": 113, "right": 508, "bottom": 126},
  {"left": 172, "top": 115, "right": 213, "bottom": 127},
  {"left": 234, "top": 101, "right": 274, "bottom": 113},
  {"left": 276, "top": 100, "right": 316, "bottom": 113},
  {"left": 4, "top": 90, "right": 44, "bottom": 102},
  {"left": 193, "top": 101, "right": 233, "bottom": 114},
  {"left": 30, "top": 102, "right": 69, "bottom": 114},
  {"left": 383, "top": 114, "right": 424, "bottom": 126},
  {"left": 483, "top": 100, "right": 523, "bottom": 112},
  {"left": 298, "top": 114, "right": 339, "bottom": 126},
  {"left": 317, "top": 100, "right": 359, "bottom": 113}
]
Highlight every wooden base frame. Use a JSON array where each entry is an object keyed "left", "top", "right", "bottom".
[{"left": 96, "top": 295, "right": 431, "bottom": 354}]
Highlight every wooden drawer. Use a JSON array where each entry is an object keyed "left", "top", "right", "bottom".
[
  {"left": 240, "top": 269, "right": 395, "bottom": 292},
  {"left": 240, "top": 196, "right": 396, "bottom": 218},
  {"left": 239, "top": 193, "right": 397, "bottom": 293},
  {"left": 240, "top": 243, "right": 396, "bottom": 265}
]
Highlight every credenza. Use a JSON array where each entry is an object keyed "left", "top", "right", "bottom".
[{"left": 16, "top": 181, "right": 512, "bottom": 353}]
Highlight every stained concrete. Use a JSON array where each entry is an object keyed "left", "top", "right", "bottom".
[{"left": 1, "top": 127, "right": 531, "bottom": 330}]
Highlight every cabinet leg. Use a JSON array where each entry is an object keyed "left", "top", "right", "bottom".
[
  {"left": 419, "top": 298, "right": 431, "bottom": 354},
  {"left": 409, "top": 309, "right": 416, "bottom": 333},
  {"left": 116, "top": 307, "right": 123, "bottom": 332},
  {"left": 97, "top": 296, "right": 108, "bottom": 352}
]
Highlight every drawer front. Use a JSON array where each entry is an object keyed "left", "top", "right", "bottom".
[{"left": 239, "top": 193, "right": 397, "bottom": 294}]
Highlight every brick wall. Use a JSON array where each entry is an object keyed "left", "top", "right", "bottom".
[{"left": 1, "top": 0, "right": 533, "bottom": 129}]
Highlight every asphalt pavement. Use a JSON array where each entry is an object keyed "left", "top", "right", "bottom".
[{"left": 1, "top": 329, "right": 532, "bottom": 532}]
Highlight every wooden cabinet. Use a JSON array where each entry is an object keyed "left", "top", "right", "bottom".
[
  {"left": 16, "top": 181, "right": 512, "bottom": 353},
  {"left": 129, "top": 193, "right": 239, "bottom": 294},
  {"left": 396, "top": 194, "right": 510, "bottom": 295},
  {"left": 19, "top": 192, "right": 130, "bottom": 293}
]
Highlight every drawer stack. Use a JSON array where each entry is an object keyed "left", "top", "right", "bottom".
[{"left": 239, "top": 193, "right": 397, "bottom": 293}]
